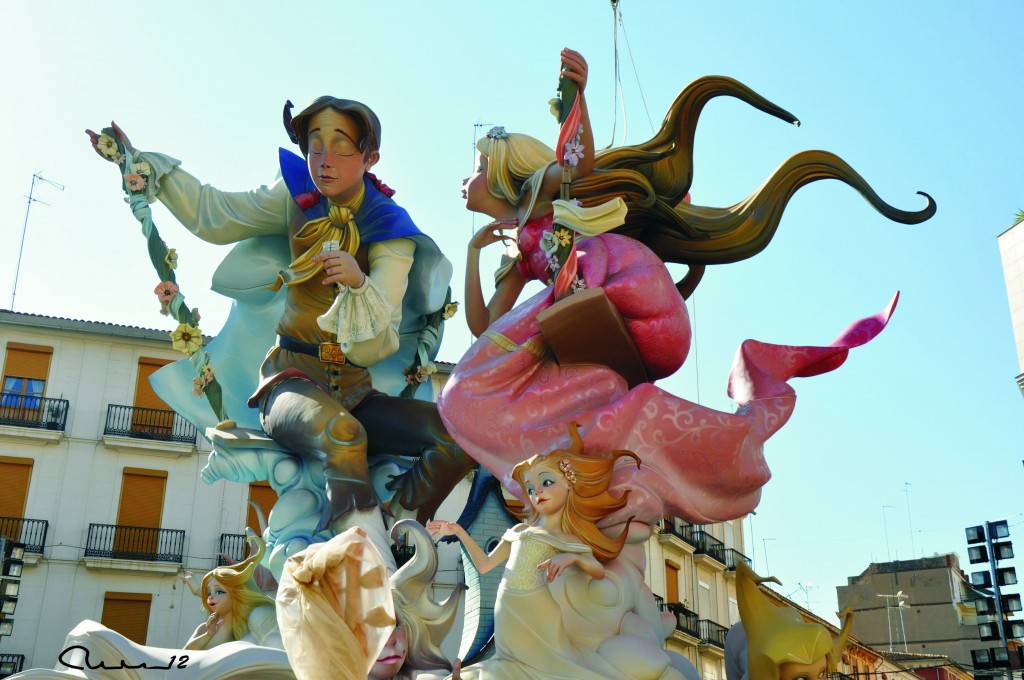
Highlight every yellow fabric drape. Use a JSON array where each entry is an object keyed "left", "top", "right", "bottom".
[{"left": 269, "top": 186, "right": 365, "bottom": 291}]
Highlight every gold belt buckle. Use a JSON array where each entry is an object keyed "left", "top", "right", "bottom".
[{"left": 318, "top": 342, "right": 347, "bottom": 365}]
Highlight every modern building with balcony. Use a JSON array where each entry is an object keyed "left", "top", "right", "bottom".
[
  {"left": 0, "top": 310, "right": 278, "bottom": 668},
  {"left": 647, "top": 516, "right": 752, "bottom": 679}
]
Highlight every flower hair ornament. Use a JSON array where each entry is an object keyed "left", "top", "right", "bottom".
[
  {"left": 486, "top": 126, "right": 509, "bottom": 140},
  {"left": 558, "top": 459, "right": 577, "bottom": 486}
]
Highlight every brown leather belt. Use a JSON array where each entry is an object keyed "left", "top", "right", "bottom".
[{"left": 276, "top": 334, "right": 362, "bottom": 368}]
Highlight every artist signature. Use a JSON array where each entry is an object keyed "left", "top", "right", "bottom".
[{"left": 58, "top": 645, "right": 189, "bottom": 671}]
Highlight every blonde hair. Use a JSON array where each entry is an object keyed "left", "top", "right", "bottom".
[
  {"left": 479, "top": 76, "right": 935, "bottom": 299},
  {"left": 200, "top": 536, "right": 277, "bottom": 642},
  {"left": 511, "top": 423, "right": 639, "bottom": 562},
  {"left": 476, "top": 132, "right": 554, "bottom": 207}
]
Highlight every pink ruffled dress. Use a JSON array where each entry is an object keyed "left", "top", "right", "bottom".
[{"left": 438, "top": 215, "right": 894, "bottom": 525}]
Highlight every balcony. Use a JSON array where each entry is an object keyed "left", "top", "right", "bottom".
[
  {"left": 0, "top": 393, "right": 68, "bottom": 444},
  {"left": 102, "top": 404, "right": 198, "bottom": 456},
  {"left": 0, "top": 393, "right": 68, "bottom": 430},
  {"left": 391, "top": 543, "right": 416, "bottom": 568},
  {"left": 83, "top": 523, "right": 185, "bottom": 573},
  {"left": 698, "top": 618, "right": 729, "bottom": 650},
  {"left": 668, "top": 603, "right": 701, "bottom": 640},
  {"left": 692, "top": 529, "right": 726, "bottom": 567},
  {"left": 722, "top": 548, "right": 752, "bottom": 572},
  {"left": 1016, "top": 373, "right": 1024, "bottom": 398},
  {"left": 0, "top": 654, "right": 25, "bottom": 678},
  {"left": 658, "top": 518, "right": 699, "bottom": 552},
  {"left": 0, "top": 517, "right": 48, "bottom": 555},
  {"left": 218, "top": 533, "right": 247, "bottom": 566}
]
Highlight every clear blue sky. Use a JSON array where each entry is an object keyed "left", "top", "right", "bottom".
[{"left": 2, "top": 1, "right": 1022, "bottom": 623}]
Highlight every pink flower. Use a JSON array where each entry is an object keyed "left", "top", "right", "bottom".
[
  {"left": 124, "top": 173, "right": 146, "bottom": 192},
  {"left": 154, "top": 281, "right": 179, "bottom": 303}
]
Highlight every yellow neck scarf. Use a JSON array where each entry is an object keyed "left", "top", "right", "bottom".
[{"left": 270, "top": 185, "right": 365, "bottom": 290}]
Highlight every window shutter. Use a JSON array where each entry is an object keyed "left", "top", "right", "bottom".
[
  {"left": 2, "top": 343, "right": 53, "bottom": 382},
  {"left": 246, "top": 481, "right": 278, "bottom": 535},
  {"left": 100, "top": 592, "right": 152, "bottom": 644},
  {"left": 0, "top": 458, "right": 33, "bottom": 538}
]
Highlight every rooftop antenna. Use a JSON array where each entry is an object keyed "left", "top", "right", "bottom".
[
  {"left": 11, "top": 172, "right": 64, "bottom": 310},
  {"left": 882, "top": 504, "right": 895, "bottom": 563},
  {"left": 470, "top": 122, "right": 495, "bottom": 236},
  {"left": 878, "top": 591, "right": 909, "bottom": 651},
  {"left": 904, "top": 481, "right": 917, "bottom": 558},
  {"left": 786, "top": 582, "right": 815, "bottom": 610}
]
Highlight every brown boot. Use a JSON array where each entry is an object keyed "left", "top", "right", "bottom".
[{"left": 536, "top": 287, "right": 648, "bottom": 388}]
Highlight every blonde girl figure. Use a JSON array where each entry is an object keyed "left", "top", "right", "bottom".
[
  {"left": 440, "top": 47, "right": 931, "bottom": 531},
  {"left": 428, "top": 423, "right": 686, "bottom": 680},
  {"left": 184, "top": 536, "right": 282, "bottom": 650}
]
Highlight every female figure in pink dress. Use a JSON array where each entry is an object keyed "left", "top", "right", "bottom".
[{"left": 439, "top": 48, "right": 933, "bottom": 527}]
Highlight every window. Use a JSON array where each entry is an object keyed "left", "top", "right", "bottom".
[
  {"left": 100, "top": 592, "right": 152, "bottom": 644},
  {"left": 246, "top": 481, "right": 278, "bottom": 536},
  {"left": 665, "top": 561, "right": 680, "bottom": 603},
  {"left": 2, "top": 343, "right": 52, "bottom": 414},
  {"left": 131, "top": 358, "right": 174, "bottom": 436},
  {"left": 0, "top": 457, "right": 33, "bottom": 543},
  {"left": 114, "top": 468, "right": 167, "bottom": 558}
]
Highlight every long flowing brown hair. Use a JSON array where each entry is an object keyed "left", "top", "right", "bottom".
[
  {"left": 511, "top": 423, "right": 639, "bottom": 562},
  {"left": 482, "top": 76, "right": 936, "bottom": 299}
]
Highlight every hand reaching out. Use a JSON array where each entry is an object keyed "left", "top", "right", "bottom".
[
  {"left": 426, "top": 520, "right": 462, "bottom": 540},
  {"left": 85, "top": 121, "right": 136, "bottom": 160}
]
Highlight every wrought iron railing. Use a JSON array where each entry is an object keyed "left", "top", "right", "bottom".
[
  {"left": 668, "top": 603, "right": 701, "bottom": 638},
  {"left": 653, "top": 593, "right": 666, "bottom": 611},
  {"left": 723, "top": 548, "right": 752, "bottom": 571},
  {"left": 693, "top": 529, "right": 726, "bottom": 564},
  {"left": 392, "top": 544, "right": 416, "bottom": 568},
  {"left": 218, "top": 533, "right": 247, "bottom": 566},
  {"left": 84, "top": 523, "right": 185, "bottom": 563},
  {"left": 0, "top": 654, "right": 25, "bottom": 678},
  {"left": 698, "top": 618, "right": 729, "bottom": 648},
  {"left": 0, "top": 393, "right": 68, "bottom": 431},
  {"left": 103, "top": 404, "right": 197, "bottom": 444},
  {"left": 659, "top": 518, "right": 699, "bottom": 548},
  {"left": 0, "top": 517, "right": 48, "bottom": 554}
]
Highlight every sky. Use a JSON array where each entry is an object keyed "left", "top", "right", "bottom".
[{"left": 2, "top": 1, "right": 1022, "bottom": 625}]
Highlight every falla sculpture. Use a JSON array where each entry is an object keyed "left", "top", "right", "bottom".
[{"left": 11, "top": 41, "right": 932, "bottom": 680}]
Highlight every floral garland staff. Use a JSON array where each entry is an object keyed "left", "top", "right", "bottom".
[{"left": 87, "top": 124, "right": 228, "bottom": 423}]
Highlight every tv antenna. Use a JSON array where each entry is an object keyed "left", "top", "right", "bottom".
[
  {"left": 878, "top": 591, "right": 909, "bottom": 651},
  {"left": 11, "top": 172, "right": 64, "bottom": 310}
]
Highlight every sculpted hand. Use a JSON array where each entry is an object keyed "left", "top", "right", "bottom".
[
  {"left": 538, "top": 553, "right": 577, "bottom": 583},
  {"left": 205, "top": 613, "right": 222, "bottom": 637},
  {"left": 85, "top": 121, "right": 136, "bottom": 161},
  {"left": 560, "top": 48, "right": 588, "bottom": 93},
  {"left": 426, "top": 520, "right": 461, "bottom": 540},
  {"left": 314, "top": 250, "right": 365, "bottom": 288},
  {"left": 469, "top": 218, "right": 517, "bottom": 251}
]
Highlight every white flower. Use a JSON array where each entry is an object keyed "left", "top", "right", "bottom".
[
  {"left": 563, "top": 140, "right": 585, "bottom": 167},
  {"left": 130, "top": 160, "right": 151, "bottom": 176},
  {"left": 486, "top": 126, "right": 508, "bottom": 140},
  {"left": 570, "top": 277, "right": 587, "bottom": 294},
  {"left": 540, "top": 230, "right": 559, "bottom": 256}
]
